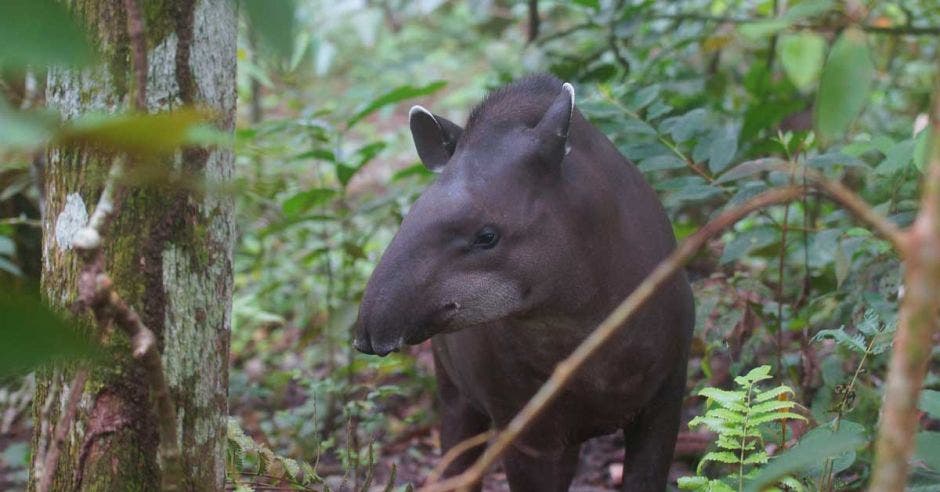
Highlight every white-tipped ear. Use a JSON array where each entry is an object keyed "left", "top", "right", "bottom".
[
  {"left": 409, "top": 105, "right": 433, "bottom": 120},
  {"left": 562, "top": 82, "right": 575, "bottom": 120},
  {"left": 409, "top": 105, "right": 463, "bottom": 172}
]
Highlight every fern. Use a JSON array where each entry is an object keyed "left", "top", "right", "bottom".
[
  {"left": 226, "top": 417, "right": 324, "bottom": 491},
  {"left": 679, "top": 365, "right": 806, "bottom": 492}
]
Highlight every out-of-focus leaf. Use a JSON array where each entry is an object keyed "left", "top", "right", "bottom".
[
  {"left": 739, "top": 0, "right": 833, "bottom": 40},
  {"left": 915, "top": 432, "right": 940, "bottom": 471},
  {"left": 639, "top": 154, "right": 687, "bottom": 172},
  {"left": 0, "top": 101, "right": 57, "bottom": 150},
  {"left": 715, "top": 158, "right": 786, "bottom": 184},
  {"left": 779, "top": 32, "right": 826, "bottom": 91},
  {"left": 814, "top": 28, "right": 874, "bottom": 143},
  {"left": 0, "top": 288, "right": 98, "bottom": 376},
  {"left": 920, "top": 390, "right": 940, "bottom": 419},
  {"left": 720, "top": 227, "right": 778, "bottom": 264},
  {"left": 58, "top": 109, "right": 207, "bottom": 155},
  {"left": 0, "top": 0, "right": 95, "bottom": 69},
  {"left": 347, "top": 81, "right": 447, "bottom": 128},
  {"left": 744, "top": 421, "right": 866, "bottom": 492},
  {"left": 241, "top": 0, "right": 296, "bottom": 60},
  {"left": 834, "top": 239, "right": 850, "bottom": 287},
  {"left": 336, "top": 141, "right": 387, "bottom": 187},
  {"left": 391, "top": 163, "right": 433, "bottom": 181},
  {"left": 876, "top": 139, "right": 915, "bottom": 175},
  {"left": 705, "top": 128, "right": 738, "bottom": 173},
  {"left": 572, "top": 0, "right": 600, "bottom": 9},
  {"left": 282, "top": 188, "right": 336, "bottom": 217}
]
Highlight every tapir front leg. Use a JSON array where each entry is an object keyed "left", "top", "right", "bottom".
[
  {"left": 503, "top": 444, "right": 581, "bottom": 492},
  {"left": 620, "top": 363, "right": 688, "bottom": 492},
  {"left": 433, "top": 350, "right": 490, "bottom": 490}
]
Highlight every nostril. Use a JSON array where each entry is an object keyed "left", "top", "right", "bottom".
[
  {"left": 353, "top": 333, "right": 375, "bottom": 355},
  {"left": 444, "top": 302, "right": 460, "bottom": 311}
]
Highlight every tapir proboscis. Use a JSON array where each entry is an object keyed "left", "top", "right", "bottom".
[{"left": 354, "top": 74, "right": 694, "bottom": 492}]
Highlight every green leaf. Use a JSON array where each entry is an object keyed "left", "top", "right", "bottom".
[
  {"left": 814, "top": 28, "right": 874, "bottom": 143},
  {"left": 745, "top": 422, "right": 866, "bottom": 492},
  {"left": 0, "top": 0, "right": 96, "bottom": 69},
  {"left": 0, "top": 288, "right": 98, "bottom": 376},
  {"left": 699, "top": 451, "right": 741, "bottom": 473},
  {"left": 639, "top": 154, "right": 687, "bottom": 172},
  {"left": 347, "top": 81, "right": 447, "bottom": 128},
  {"left": 720, "top": 227, "right": 778, "bottom": 265},
  {"left": 919, "top": 390, "right": 940, "bottom": 419},
  {"left": 739, "top": 19, "right": 789, "bottom": 41},
  {"left": 755, "top": 385, "right": 795, "bottom": 402},
  {"left": 739, "top": 364, "right": 773, "bottom": 384},
  {"left": 814, "top": 328, "right": 867, "bottom": 353},
  {"left": 0, "top": 102, "right": 57, "bottom": 150},
  {"left": 282, "top": 188, "right": 336, "bottom": 217},
  {"left": 58, "top": 109, "right": 207, "bottom": 156},
  {"left": 715, "top": 158, "right": 786, "bottom": 184},
  {"left": 704, "top": 128, "right": 738, "bottom": 173},
  {"left": 678, "top": 476, "right": 710, "bottom": 490},
  {"left": 876, "top": 139, "right": 915, "bottom": 176},
  {"left": 834, "top": 238, "right": 850, "bottom": 288},
  {"left": 915, "top": 431, "right": 940, "bottom": 471},
  {"left": 572, "top": 0, "right": 600, "bottom": 9},
  {"left": 778, "top": 33, "right": 826, "bottom": 91},
  {"left": 241, "top": 0, "right": 297, "bottom": 60},
  {"left": 391, "top": 163, "right": 434, "bottom": 181}
]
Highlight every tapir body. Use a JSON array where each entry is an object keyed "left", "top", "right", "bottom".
[{"left": 355, "top": 74, "right": 694, "bottom": 491}]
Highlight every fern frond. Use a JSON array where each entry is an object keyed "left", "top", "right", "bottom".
[
  {"left": 814, "top": 329, "right": 867, "bottom": 353},
  {"left": 698, "top": 451, "right": 742, "bottom": 473},
  {"left": 754, "top": 385, "right": 795, "bottom": 403},
  {"left": 743, "top": 451, "right": 769, "bottom": 465},
  {"left": 750, "top": 399, "right": 798, "bottom": 415},
  {"left": 749, "top": 411, "right": 807, "bottom": 426}
]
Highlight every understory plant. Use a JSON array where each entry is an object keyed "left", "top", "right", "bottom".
[{"left": 680, "top": 365, "right": 806, "bottom": 492}]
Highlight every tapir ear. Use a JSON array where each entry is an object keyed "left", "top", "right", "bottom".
[
  {"left": 409, "top": 106, "right": 463, "bottom": 172},
  {"left": 534, "top": 82, "right": 575, "bottom": 165}
]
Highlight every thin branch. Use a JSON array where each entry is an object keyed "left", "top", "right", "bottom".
[
  {"left": 649, "top": 12, "right": 940, "bottom": 35},
  {"left": 420, "top": 186, "right": 807, "bottom": 492},
  {"left": 869, "top": 63, "right": 940, "bottom": 492},
  {"left": 0, "top": 217, "right": 41, "bottom": 227},
  {"left": 37, "top": 369, "right": 88, "bottom": 492},
  {"left": 536, "top": 21, "right": 596, "bottom": 46},
  {"left": 426, "top": 430, "right": 494, "bottom": 485},
  {"left": 526, "top": 0, "right": 539, "bottom": 43}
]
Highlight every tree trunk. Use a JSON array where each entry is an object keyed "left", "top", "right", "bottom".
[{"left": 29, "top": 0, "right": 236, "bottom": 490}]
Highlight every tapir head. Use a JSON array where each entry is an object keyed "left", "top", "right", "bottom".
[{"left": 354, "top": 76, "right": 586, "bottom": 355}]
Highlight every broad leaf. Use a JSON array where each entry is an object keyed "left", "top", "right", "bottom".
[
  {"left": 0, "top": 288, "right": 98, "bottom": 376},
  {"left": 58, "top": 109, "right": 207, "bottom": 156},
  {"left": 0, "top": 0, "right": 95, "bottom": 69},
  {"left": 241, "top": 0, "right": 297, "bottom": 61},
  {"left": 347, "top": 81, "right": 447, "bottom": 128},
  {"left": 779, "top": 32, "right": 826, "bottom": 91},
  {"left": 814, "top": 28, "right": 874, "bottom": 143},
  {"left": 744, "top": 422, "right": 866, "bottom": 492}
]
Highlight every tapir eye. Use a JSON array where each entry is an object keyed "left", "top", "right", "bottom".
[{"left": 472, "top": 226, "right": 500, "bottom": 249}]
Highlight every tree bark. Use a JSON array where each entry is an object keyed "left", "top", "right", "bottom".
[{"left": 29, "top": 0, "right": 236, "bottom": 490}]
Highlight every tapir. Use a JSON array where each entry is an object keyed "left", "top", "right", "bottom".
[{"left": 354, "top": 74, "right": 694, "bottom": 492}]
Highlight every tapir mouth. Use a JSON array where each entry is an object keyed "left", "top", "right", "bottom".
[{"left": 353, "top": 306, "right": 459, "bottom": 356}]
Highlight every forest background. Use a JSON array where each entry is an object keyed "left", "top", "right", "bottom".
[{"left": 1, "top": 0, "right": 939, "bottom": 491}]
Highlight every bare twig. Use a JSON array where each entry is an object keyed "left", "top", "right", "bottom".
[
  {"left": 37, "top": 369, "right": 88, "bottom": 492},
  {"left": 526, "top": 0, "right": 539, "bottom": 43},
  {"left": 420, "top": 186, "right": 807, "bottom": 492},
  {"left": 426, "top": 430, "right": 495, "bottom": 484},
  {"left": 649, "top": 12, "right": 940, "bottom": 35},
  {"left": 869, "top": 66, "right": 940, "bottom": 492}
]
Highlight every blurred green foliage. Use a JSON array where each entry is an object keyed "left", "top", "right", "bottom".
[{"left": 1, "top": 0, "right": 939, "bottom": 490}]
